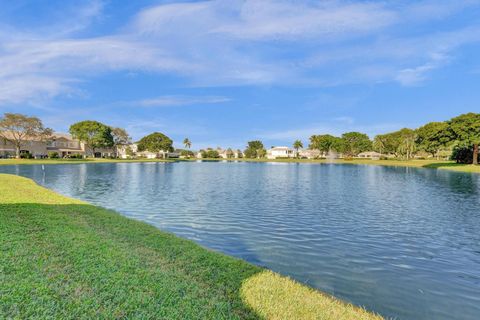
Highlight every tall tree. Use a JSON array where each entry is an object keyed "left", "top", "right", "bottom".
[
  {"left": 111, "top": 127, "right": 131, "bottom": 157},
  {"left": 309, "top": 134, "right": 343, "bottom": 155},
  {"left": 293, "top": 140, "right": 303, "bottom": 158},
  {"left": 244, "top": 140, "right": 265, "bottom": 158},
  {"left": 449, "top": 113, "right": 480, "bottom": 165},
  {"left": 183, "top": 138, "right": 192, "bottom": 149},
  {"left": 111, "top": 127, "right": 131, "bottom": 146},
  {"left": 137, "top": 132, "right": 174, "bottom": 158},
  {"left": 415, "top": 122, "right": 452, "bottom": 159},
  {"left": 341, "top": 132, "right": 372, "bottom": 157},
  {"left": 397, "top": 128, "right": 417, "bottom": 160},
  {"left": 373, "top": 135, "right": 387, "bottom": 155},
  {"left": 0, "top": 113, "right": 52, "bottom": 158},
  {"left": 69, "top": 121, "right": 114, "bottom": 156}
]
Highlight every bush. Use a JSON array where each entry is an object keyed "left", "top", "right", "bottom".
[
  {"left": 180, "top": 150, "right": 195, "bottom": 158},
  {"left": 451, "top": 144, "right": 478, "bottom": 164},
  {"left": 20, "top": 152, "right": 34, "bottom": 159},
  {"left": 48, "top": 152, "right": 59, "bottom": 159},
  {"left": 201, "top": 150, "right": 220, "bottom": 158},
  {"left": 68, "top": 154, "right": 83, "bottom": 159}
]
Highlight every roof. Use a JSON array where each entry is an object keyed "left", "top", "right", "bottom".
[
  {"left": 269, "top": 146, "right": 291, "bottom": 151},
  {"left": 0, "top": 131, "right": 75, "bottom": 142}
]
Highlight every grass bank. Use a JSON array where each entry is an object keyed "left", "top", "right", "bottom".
[
  {"left": 0, "top": 174, "right": 380, "bottom": 319},
  {"left": 0, "top": 158, "right": 171, "bottom": 166},
  {"left": 193, "top": 158, "right": 480, "bottom": 174}
]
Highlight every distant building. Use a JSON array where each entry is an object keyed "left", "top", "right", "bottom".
[
  {"left": 357, "top": 151, "right": 383, "bottom": 160},
  {"left": 116, "top": 144, "right": 138, "bottom": 159},
  {"left": 218, "top": 148, "right": 241, "bottom": 159},
  {"left": 266, "top": 146, "right": 296, "bottom": 159},
  {"left": 0, "top": 132, "right": 86, "bottom": 158},
  {"left": 298, "top": 149, "right": 322, "bottom": 159}
]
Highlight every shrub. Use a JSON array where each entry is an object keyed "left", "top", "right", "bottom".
[
  {"left": 68, "top": 154, "right": 83, "bottom": 159},
  {"left": 48, "top": 152, "right": 59, "bottom": 159},
  {"left": 201, "top": 150, "right": 220, "bottom": 158},
  {"left": 180, "top": 150, "right": 195, "bottom": 158},
  {"left": 20, "top": 152, "right": 34, "bottom": 159},
  {"left": 451, "top": 144, "right": 478, "bottom": 164}
]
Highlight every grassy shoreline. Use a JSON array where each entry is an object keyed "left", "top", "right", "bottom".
[
  {"left": 2, "top": 157, "right": 479, "bottom": 174},
  {"left": 188, "top": 158, "right": 480, "bottom": 173},
  {"left": 0, "top": 174, "right": 380, "bottom": 319}
]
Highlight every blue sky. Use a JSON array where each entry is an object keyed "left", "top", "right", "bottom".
[{"left": 1, "top": 0, "right": 480, "bottom": 149}]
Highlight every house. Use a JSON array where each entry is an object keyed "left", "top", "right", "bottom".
[
  {"left": 298, "top": 149, "right": 322, "bottom": 159},
  {"left": 218, "top": 148, "right": 241, "bottom": 159},
  {"left": 0, "top": 132, "right": 85, "bottom": 158},
  {"left": 357, "top": 151, "right": 382, "bottom": 160},
  {"left": 266, "top": 146, "right": 296, "bottom": 159},
  {"left": 136, "top": 150, "right": 159, "bottom": 159},
  {"left": 47, "top": 133, "right": 85, "bottom": 158},
  {"left": 167, "top": 151, "right": 180, "bottom": 158},
  {"left": 0, "top": 136, "right": 47, "bottom": 158},
  {"left": 117, "top": 144, "right": 138, "bottom": 159}
]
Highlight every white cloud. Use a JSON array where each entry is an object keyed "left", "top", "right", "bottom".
[
  {"left": 133, "top": 0, "right": 396, "bottom": 40},
  {"left": 0, "top": 75, "right": 74, "bottom": 106},
  {"left": 133, "top": 96, "right": 231, "bottom": 107},
  {"left": 0, "top": 0, "right": 480, "bottom": 105}
]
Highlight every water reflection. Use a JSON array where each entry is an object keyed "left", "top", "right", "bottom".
[{"left": 1, "top": 162, "right": 480, "bottom": 320}]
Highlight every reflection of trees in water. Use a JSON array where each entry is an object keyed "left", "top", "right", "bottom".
[{"left": 415, "top": 167, "right": 479, "bottom": 196}]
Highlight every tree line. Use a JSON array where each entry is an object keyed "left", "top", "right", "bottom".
[
  {"left": 307, "top": 113, "right": 479, "bottom": 164},
  {"left": 0, "top": 114, "right": 175, "bottom": 158},
  {"left": 373, "top": 113, "right": 480, "bottom": 164},
  {"left": 241, "top": 113, "right": 479, "bottom": 164},
  {"left": 1, "top": 112, "right": 479, "bottom": 164}
]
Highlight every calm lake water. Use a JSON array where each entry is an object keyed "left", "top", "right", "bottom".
[{"left": 2, "top": 162, "right": 480, "bottom": 319}]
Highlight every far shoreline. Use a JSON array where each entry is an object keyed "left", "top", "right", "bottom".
[{"left": 1, "top": 157, "right": 479, "bottom": 174}]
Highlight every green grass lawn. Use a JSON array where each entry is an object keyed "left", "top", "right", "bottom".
[
  {"left": 0, "top": 174, "right": 381, "bottom": 320},
  {"left": 0, "top": 158, "right": 172, "bottom": 165}
]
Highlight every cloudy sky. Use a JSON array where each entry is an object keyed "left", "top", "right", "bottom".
[{"left": 1, "top": 0, "right": 479, "bottom": 149}]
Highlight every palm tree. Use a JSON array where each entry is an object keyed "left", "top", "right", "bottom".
[
  {"left": 183, "top": 138, "right": 191, "bottom": 149},
  {"left": 293, "top": 140, "right": 303, "bottom": 158}
]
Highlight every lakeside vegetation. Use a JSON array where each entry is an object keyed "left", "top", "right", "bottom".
[
  {"left": 0, "top": 174, "right": 380, "bottom": 319},
  {"left": 2, "top": 112, "right": 479, "bottom": 166}
]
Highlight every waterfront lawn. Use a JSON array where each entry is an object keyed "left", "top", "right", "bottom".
[
  {"left": 195, "top": 158, "right": 480, "bottom": 174},
  {"left": 0, "top": 174, "right": 380, "bottom": 320}
]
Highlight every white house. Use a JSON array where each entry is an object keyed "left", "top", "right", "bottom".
[
  {"left": 218, "top": 148, "right": 241, "bottom": 159},
  {"left": 266, "top": 146, "right": 296, "bottom": 159},
  {"left": 298, "top": 149, "right": 322, "bottom": 159},
  {"left": 357, "top": 151, "right": 382, "bottom": 160},
  {"left": 117, "top": 144, "right": 138, "bottom": 159}
]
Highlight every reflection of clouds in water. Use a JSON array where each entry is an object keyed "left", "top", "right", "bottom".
[{"left": 1, "top": 162, "right": 480, "bottom": 320}]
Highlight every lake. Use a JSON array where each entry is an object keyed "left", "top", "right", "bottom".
[{"left": 2, "top": 161, "right": 480, "bottom": 319}]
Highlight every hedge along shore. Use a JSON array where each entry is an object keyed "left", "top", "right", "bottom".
[{"left": 0, "top": 174, "right": 381, "bottom": 319}]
